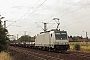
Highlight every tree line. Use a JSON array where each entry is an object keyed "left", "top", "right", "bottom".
[
  {"left": 68, "top": 35, "right": 85, "bottom": 41},
  {"left": 10, "top": 35, "right": 35, "bottom": 43}
]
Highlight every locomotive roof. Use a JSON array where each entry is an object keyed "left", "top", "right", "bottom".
[
  {"left": 50, "top": 29, "right": 67, "bottom": 33},
  {"left": 39, "top": 29, "right": 67, "bottom": 34}
]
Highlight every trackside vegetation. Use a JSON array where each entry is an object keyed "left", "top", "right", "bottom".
[
  {"left": 73, "top": 43, "right": 81, "bottom": 50},
  {"left": 0, "top": 52, "right": 12, "bottom": 60},
  {"left": 0, "top": 20, "right": 9, "bottom": 52},
  {"left": 69, "top": 42, "right": 90, "bottom": 52}
]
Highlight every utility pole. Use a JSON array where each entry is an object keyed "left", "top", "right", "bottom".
[
  {"left": 4, "top": 20, "right": 7, "bottom": 28},
  {"left": 24, "top": 31, "right": 27, "bottom": 42},
  {"left": 44, "top": 23, "right": 47, "bottom": 32},
  {"left": 4, "top": 20, "right": 8, "bottom": 28},
  {"left": 86, "top": 32, "right": 88, "bottom": 39},
  {"left": 0, "top": 15, "right": 5, "bottom": 25},
  {"left": 17, "top": 34, "right": 18, "bottom": 40},
  {"left": 24, "top": 31, "right": 27, "bottom": 36},
  {"left": 83, "top": 31, "right": 88, "bottom": 46},
  {"left": 86, "top": 31, "right": 88, "bottom": 47},
  {"left": 4, "top": 21, "right": 6, "bottom": 28},
  {"left": 83, "top": 31, "right": 88, "bottom": 41}
]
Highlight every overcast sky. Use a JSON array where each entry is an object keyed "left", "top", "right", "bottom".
[{"left": 0, "top": 0, "right": 90, "bottom": 38}]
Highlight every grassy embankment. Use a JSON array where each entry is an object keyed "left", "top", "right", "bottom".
[
  {"left": 0, "top": 52, "right": 12, "bottom": 60},
  {"left": 69, "top": 42, "right": 90, "bottom": 52}
]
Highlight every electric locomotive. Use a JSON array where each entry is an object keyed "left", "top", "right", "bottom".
[{"left": 35, "top": 29, "right": 69, "bottom": 52}]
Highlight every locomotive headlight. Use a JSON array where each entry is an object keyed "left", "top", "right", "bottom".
[{"left": 65, "top": 42, "right": 68, "bottom": 44}]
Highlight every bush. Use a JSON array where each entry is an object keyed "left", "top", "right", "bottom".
[{"left": 74, "top": 43, "right": 81, "bottom": 50}]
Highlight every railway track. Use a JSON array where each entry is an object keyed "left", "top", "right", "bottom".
[
  {"left": 9, "top": 46, "right": 63, "bottom": 60},
  {"left": 8, "top": 46, "right": 90, "bottom": 60},
  {"left": 68, "top": 51, "right": 90, "bottom": 59}
]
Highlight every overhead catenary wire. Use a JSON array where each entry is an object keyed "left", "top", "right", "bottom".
[
  {"left": 27, "top": 0, "right": 84, "bottom": 29},
  {"left": 16, "top": 0, "right": 40, "bottom": 24},
  {"left": 49, "top": 1, "right": 90, "bottom": 29},
  {"left": 60, "top": 14, "right": 90, "bottom": 28},
  {"left": 10, "top": 0, "right": 90, "bottom": 36},
  {"left": 35, "top": 22, "right": 44, "bottom": 30},
  {"left": 18, "top": 0, "right": 47, "bottom": 25},
  {"left": 18, "top": 0, "right": 40, "bottom": 21},
  {"left": 60, "top": 13, "right": 90, "bottom": 28},
  {"left": 11, "top": 0, "right": 47, "bottom": 34},
  {"left": 6, "top": 21, "right": 16, "bottom": 28},
  {"left": 7, "top": 0, "right": 40, "bottom": 27},
  {"left": 61, "top": 12, "right": 90, "bottom": 26},
  {"left": 23, "top": 0, "right": 47, "bottom": 30},
  {"left": 59, "top": 3, "right": 90, "bottom": 18},
  {"left": 30, "top": 3, "right": 90, "bottom": 35},
  {"left": 58, "top": 4, "right": 90, "bottom": 28},
  {"left": 36, "top": 0, "right": 84, "bottom": 22},
  {"left": 26, "top": 0, "right": 47, "bottom": 18},
  {"left": 28, "top": 4, "right": 89, "bottom": 33},
  {"left": 25, "top": 0, "right": 85, "bottom": 31}
]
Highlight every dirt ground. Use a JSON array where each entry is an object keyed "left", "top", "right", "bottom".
[
  {"left": 8, "top": 48, "right": 36, "bottom": 60},
  {"left": 7, "top": 46, "right": 90, "bottom": 60}
]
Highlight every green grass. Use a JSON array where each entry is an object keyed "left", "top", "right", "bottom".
[{"left": 69, "top": 42, "right": 90, "bottom": 52}]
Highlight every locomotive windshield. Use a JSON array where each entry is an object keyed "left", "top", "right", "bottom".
[{"left": 55, "top": 31, "right": 67, "bottom": 40}]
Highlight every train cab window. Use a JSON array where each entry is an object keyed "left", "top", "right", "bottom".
[
  {"left": 55, "top": 32, "right": 67, "bottom": 40},
  {"left": 51, "top": 34, "right": 52, "bottom": 37}
]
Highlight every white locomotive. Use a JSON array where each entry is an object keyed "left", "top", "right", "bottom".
[{"left": 35, "top": 29, "right": 69, "bottom": 51}]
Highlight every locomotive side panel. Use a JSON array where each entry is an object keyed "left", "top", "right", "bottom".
[
  {"left": 44, "top": 33, "right": 50, "bottom": 46},
  {"left": 35, "top": 33, "right": 50, "bottom": 47}
]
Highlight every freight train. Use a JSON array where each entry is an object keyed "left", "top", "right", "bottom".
[{"left": 10, "top": 29, "right": 69, "bottom": 52}]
